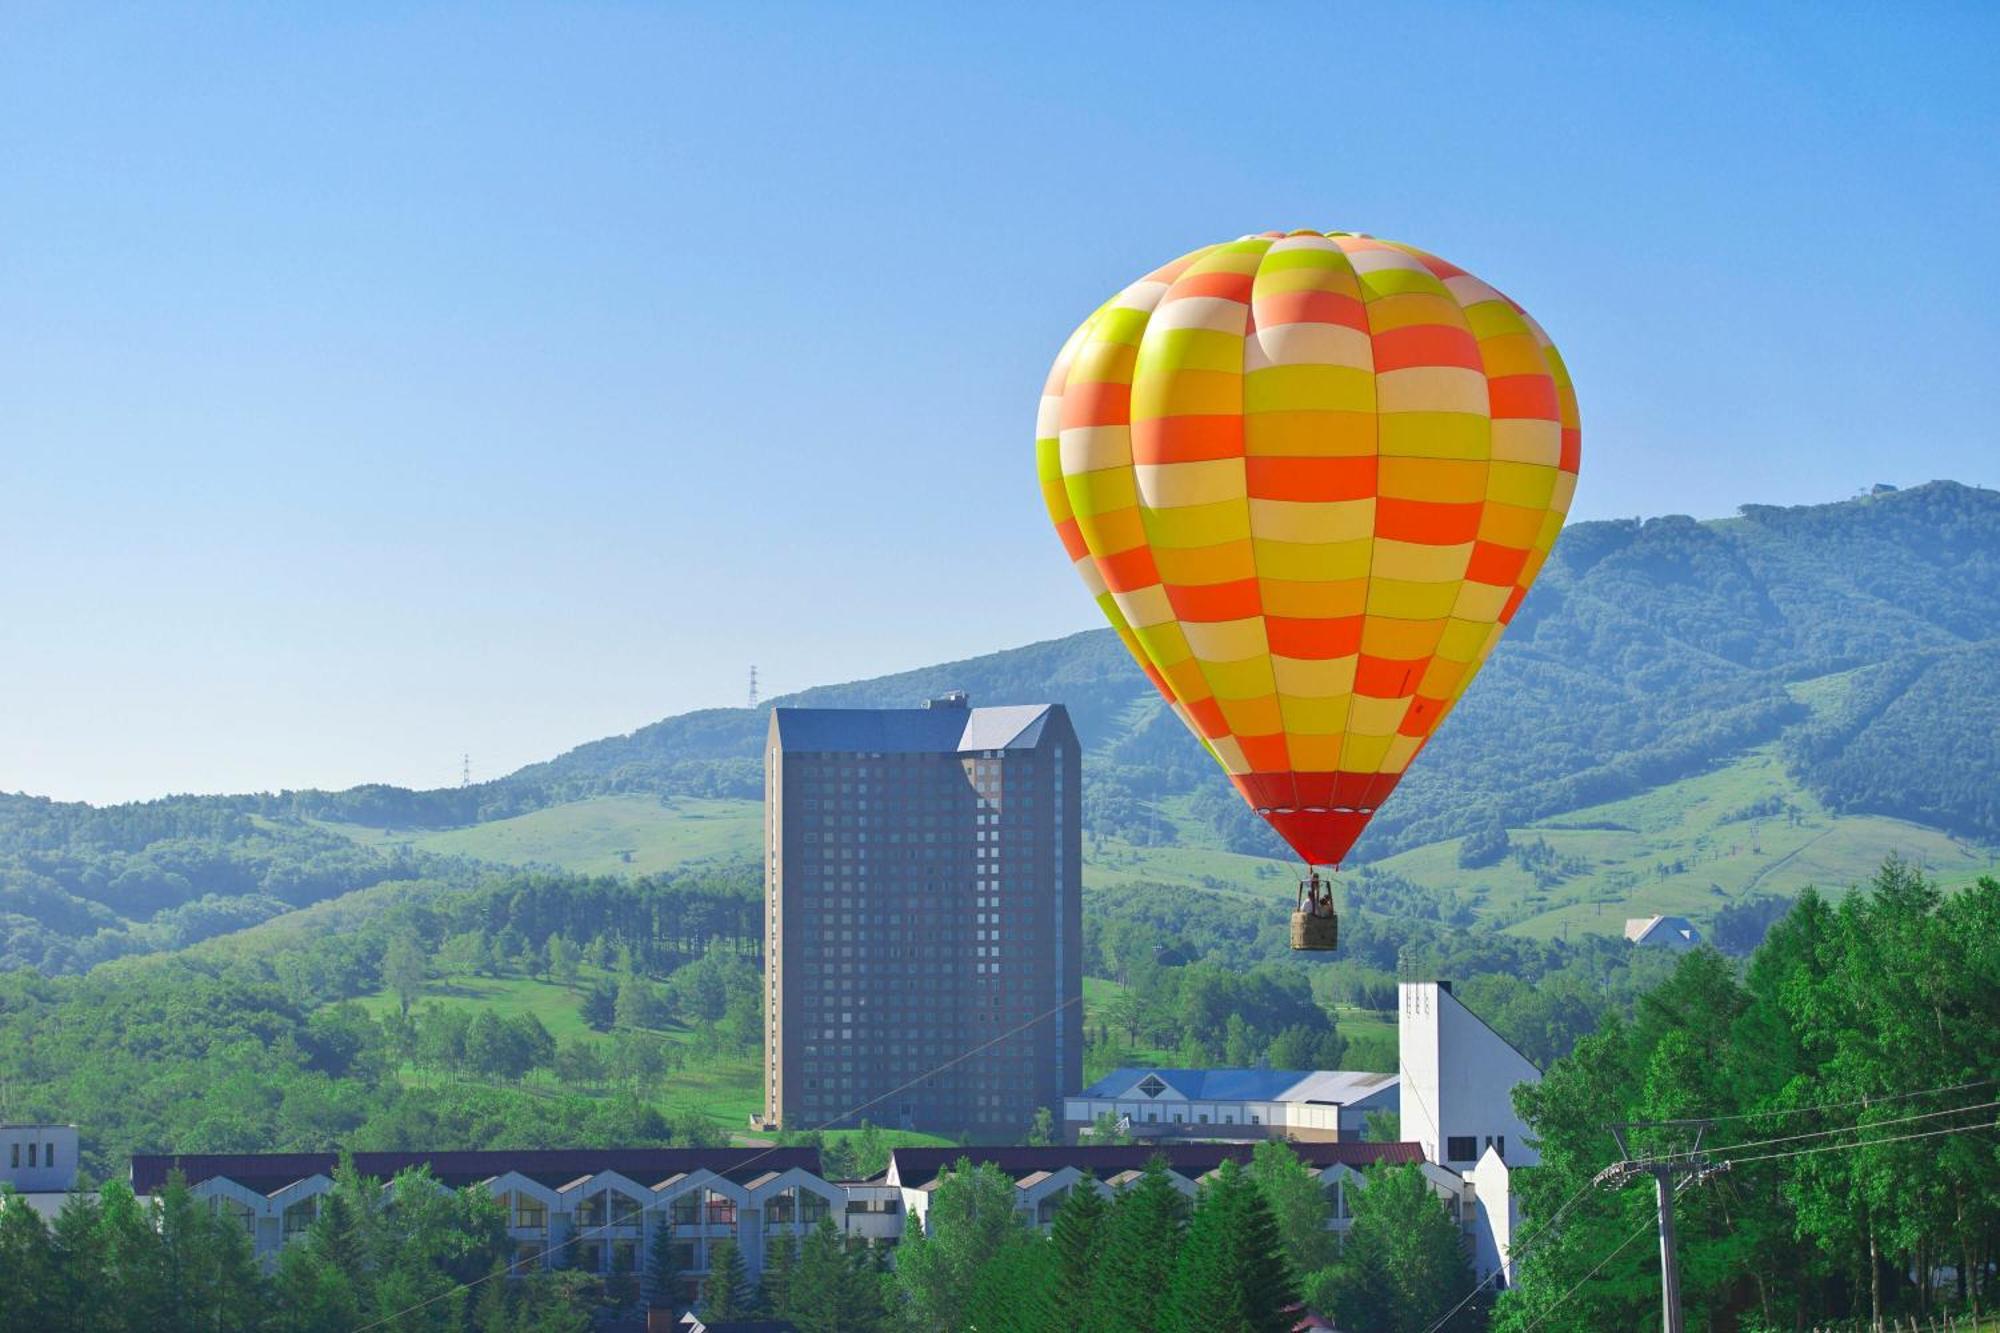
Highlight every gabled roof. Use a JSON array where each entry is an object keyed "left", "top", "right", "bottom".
[
  {"left": 770, "top": 702, "right": 1063, "bottom": 756},
  {"left": 1624, "top": 914, "right": 1700, "bottom": 944},
  {"left": 886, "top": 1141, "right": 1423, "bottom": 1190},
  {"left": 129, "top": 1147, "right": 822, "bottom": 1196}
]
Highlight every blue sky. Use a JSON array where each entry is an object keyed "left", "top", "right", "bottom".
[{"left": 3, "top": 4, "right": 1996, "bottom": 802}]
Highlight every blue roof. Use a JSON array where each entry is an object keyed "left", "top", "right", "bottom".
[{"left": 1081, "top": 1068, "right": 1313, "bottom": 1101}]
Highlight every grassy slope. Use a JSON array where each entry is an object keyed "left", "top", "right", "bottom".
[
  {"left": 317, "top": 796, "right": 761, "bottom": 877},
  {"left": 342, "top": 966, "right": 951, "bottom": 1150},
  {"left": 314, "top": 733, "right": 1995, "bottom": 943}
]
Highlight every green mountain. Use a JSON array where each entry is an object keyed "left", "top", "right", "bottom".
[{"left": 4, "top": 480, "right": 1997, "bottom": 971}]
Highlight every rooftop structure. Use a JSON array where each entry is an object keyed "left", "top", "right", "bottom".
[
  {"left": 1624, "top": 914, "right": 1701, "bottom": 948},
  {"left": 1065, "top": 1068, "right": 1400, "bottom": 1142}
]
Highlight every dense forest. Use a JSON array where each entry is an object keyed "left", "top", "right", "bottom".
[
  {"left": 5, "top": 482, "right": 1995, "bottom": 974},
  {"left": 1499, "top": 861, "right": 2000, "bottom": 1330}
]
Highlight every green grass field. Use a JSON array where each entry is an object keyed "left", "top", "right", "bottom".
[
  {"left": 318, "top": 746, "right": 1996, "bottom": 945},
  {"left": 1082, "top": 744, "right": 1994, "bottom": 939},
  {"left": 318, "top": 795, "right": 761, "bottom": 876}
]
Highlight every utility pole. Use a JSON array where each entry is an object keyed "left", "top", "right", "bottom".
[{"left": 1593, "top": 1120, "right": 1730, "bottom": 1333}]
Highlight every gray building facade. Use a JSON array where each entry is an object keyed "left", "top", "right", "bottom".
[{"left": 761, "top": 694, "right": 1082, "bottom": 1137}]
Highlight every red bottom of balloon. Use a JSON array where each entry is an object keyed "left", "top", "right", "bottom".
[{"left": 1259, "top": 808, "right": 1371, "bottom": 868}]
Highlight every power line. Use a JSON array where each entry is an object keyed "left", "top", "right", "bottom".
[
  {"left": 1514, "top": 1118, "right": 1998, "bottom": 1331},
  {"left": 1416, "top": 1178, "right": 1596, "bottom": 1333},
  {"left": 1721, "top": 1116, "right": 1997, "bottom": 1169},
  {"left": 1651, "top": 1098, "right": 2000, "bottom": 1163},
  {"left": 1692, "top": 1076, "right": 1995, "bottom": 1124},
  {"left": 1521, "top": 1210, "right": 1659, "bottom": 1332},
  {"left": 352, "top": 989, "right": 1084, "bottom": 1332}
]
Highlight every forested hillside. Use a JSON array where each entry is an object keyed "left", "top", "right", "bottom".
[{"left": 3, "top": 481, "right": 1996, "bottom": 972}]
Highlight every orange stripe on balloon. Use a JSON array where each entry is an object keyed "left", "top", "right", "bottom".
[
  {"left": 1131, "top": 415, "right": 1245, "bottom": 464},
  {"left": 1165, "top": 577, "right": 1262, "bottom": 622},
  {"left": 1375, "top": 497, "right": 1484, "bottom": 545},
  {"left": 1464, "top": 540, "right": 1529, "bottom": 586},
  {"left": 1244, "top": 455, "right": 1377, "bottom": 501},
  {"left": 1097, "top": 545, "right": 1161, "bottom": 594},
  {"left": 1372, "top": 324, "right": 1482, "bottom": 372},
  {"left": 1184, "top": 696, "right": 1231, "bottom": 739},
  {"left": 1170, "top": 271, "right": 1255, "bottom": 302},
  {"left": 1266, "top": 615, "right": 1363, "bottom": 659},
  {"left": 1560, "top": 430, "right": 1581, "bottom": 472},
  {"left": 1487, "top": 374, "right": 1560, "bottom": 419},
  {"left": 1250, "top": 289, "right": 1368, "bottom": 331},
  {"left": 1355, "top": 655, "right": 1425, "bottom": 698},
  {"left": 1058, "top": 381, "right": 1131, "bottom": 430},
  {"left": 1500, "top": 586, "right": 1529, "bottom": 623},
  {"left": 1399, "top": 696, "right": 1445, "bottom": 736}
]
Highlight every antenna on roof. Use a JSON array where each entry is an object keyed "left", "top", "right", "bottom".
[{"left": 748, "top": 665, "right": 761, "bottom": 710}]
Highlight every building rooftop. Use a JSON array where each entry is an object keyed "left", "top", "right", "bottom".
[
  {"left": 770, "top": 700, "right": 1057, "bottom": 755},
  {"left": 1078, "top": 1067, "right": 1399, "bottom": 1104},
  {"left": 884, "top": 1141, "right": 1421, "bottom": 1190},
  {"left": 129, "top": 1147, "right": 822, "bottom": 1197}
]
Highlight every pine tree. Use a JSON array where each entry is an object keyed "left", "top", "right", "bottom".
[
  {"left": 787, "top": 1216, "right": 886, "bottom": 1332},
  {"left": 702, "top": 1238, "right": 752, "bottom": 1319},
  {"left": 643, "top": 1212, "right": 680, "bottom": 1309},
  {"left": 1087, "top": 1158, "right": 1187, "bottom": 1333},
  {"left": 1038, "top": 1175, "right": 1107, "bottom": 1332},
  {"left": 969, "top": 1230, "right": 1053, "bottom": 1333},
  {"left": 759, "top": 1231, "right": 799, "bottom": 1316},
  {"left": 1159, "top": 1159, "right": 1297, "bottom": 1333},
  {"left": 1247, "top": 1139, "right": 1337, "bottom": 1277}
]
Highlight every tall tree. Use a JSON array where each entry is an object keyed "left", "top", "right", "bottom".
[
  {"left": 382, "top": 932, "right": 429, "bottom": 1018},
  {"left": 1159, "top": 1158, "right": 1296, "bottom": 1333},
  {"left": 702, "top": 1238, "right": 752, "bottom": 1319},
  {"left": 1315, "top": 1163, "right": 1473, "bottom": 1333},
  {"left": 894, "top": 1158, "right": 1025, "bottom": 1333},
  {"left": 787, "top": 1216, "right": 887, "bottom": 1332},
  {"left": 1247, "top": 1139, "right": 1337, "bottom": 1278},
  {"left": 0, "top": 1186, "right": 62, "bottom": 1333},
  {"left": 1039, "top": 1177, "right": 1107, "bottom": 1333},
  {"left": 1087, "top": 1158, "right": 1188, "bottom": 1333}
]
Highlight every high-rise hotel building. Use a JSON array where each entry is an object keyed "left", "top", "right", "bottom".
[{"left": 761, "top": 693, "right": 1082, "bottom": 1137}]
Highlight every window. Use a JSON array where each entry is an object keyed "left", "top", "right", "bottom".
[
  {"left": 26, "top": 1143, "right": 36, "bottom": 1168},
  {"left": 7, "top": 1144, "right": 15, "bottom": 1169},
  {"left": 1137, "top": 1075, "right": 1168, "bottom": 1099},
  {"left": 1446, "top": 1136, "right": 1478, "bottom": 1164}
]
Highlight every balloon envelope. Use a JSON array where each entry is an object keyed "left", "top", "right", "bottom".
[{"left": 1036, "top": 230, "right": 1579, "bottom": 866}]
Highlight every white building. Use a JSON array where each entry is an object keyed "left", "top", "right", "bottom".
[
  {"left": 1, "top": 1123, "right": 79, "bottom": 1193},
  {"left": 1064, "top": 1067, "right": 1399, "bottom": 1142},
  {"left": 1625, "top": 914, "right": 1701, "bottom": 948}
]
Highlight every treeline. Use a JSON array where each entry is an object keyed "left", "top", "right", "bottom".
[
  {"left": 1499, "top": 861, "right": 2000, "bottom": 1330},
  {"left": 0, "top": 1165, "right": 594, "bottom": 1333},
  {"left": 0, "top": 1138, "right": 1479, "bottom": 1333},
  {"left": 0, "top": 866, "right": 763, "bottom": 1176}
]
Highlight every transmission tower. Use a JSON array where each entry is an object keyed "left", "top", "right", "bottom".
[
  {"left": 748, "top": 665, "right": 760, "bottom": 709},
  {"left": 1594, "top": 1120, "right": 1730, "bottom": 1333},
  {"left": 460, "top": 753, "right": 470, "bottom": 788}
]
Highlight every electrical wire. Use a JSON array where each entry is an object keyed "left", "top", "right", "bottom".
[
  {"left": 1415, "top": 1177, "right": 1596, "bottom": 1333},
  {"left": 1692, "top": 1076, "right": 1996, "bottom": 1124},
  {"left": 1645, "top": 1098, "right": 2000, "bottom": 1164},
  {"left": 352, "top": 990, "right": 1085, "bottom": 1332},
  {"left": 1512, "top": 1118, "right": 1999, "bottom": 1331}
]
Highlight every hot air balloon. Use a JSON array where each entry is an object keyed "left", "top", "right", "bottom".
[{"left": 1035, "top": 230, "right": 1579, "bottom": 950}]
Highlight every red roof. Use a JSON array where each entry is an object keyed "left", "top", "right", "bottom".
[{"left": 887, "top": 1141, "right": 1423, "bottom": 1188}]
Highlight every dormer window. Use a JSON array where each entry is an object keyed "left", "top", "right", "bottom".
[{"left": 1138, "top": 1076, "right": 1167, "bottom": 1099}]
